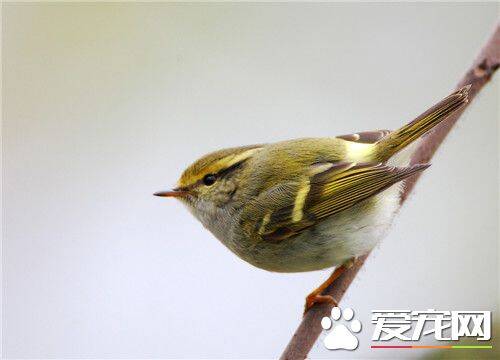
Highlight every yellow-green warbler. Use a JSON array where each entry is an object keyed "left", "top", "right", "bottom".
[{"left": 155, "top": 86, "right": 470, "bottom": 312}]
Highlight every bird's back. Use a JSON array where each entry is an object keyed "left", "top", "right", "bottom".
[{"left": 242, "top": 137, "right": 376, "bottom": 196}]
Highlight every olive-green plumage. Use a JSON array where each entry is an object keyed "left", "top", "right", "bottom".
[{"left": 157, "top": 86, "right": 469, "bottom": 273}]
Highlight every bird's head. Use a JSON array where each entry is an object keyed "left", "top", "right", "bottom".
[{"left": 155, "top": 145, "right": 263, "bottom": 212}]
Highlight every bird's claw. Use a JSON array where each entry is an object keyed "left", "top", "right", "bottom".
[{"left": 303, "top": 294, "right": 337, "bottom": 315}]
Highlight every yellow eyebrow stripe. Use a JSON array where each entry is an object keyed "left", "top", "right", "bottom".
[
  {"left": 218, "top": 147, "right": 262, "bottom": 170},
  {"left": 292, "top": 180, "right": 311, "bottom": 222},
  {"left": 179, "top": 147, "right": 263, "bottom": 187}
]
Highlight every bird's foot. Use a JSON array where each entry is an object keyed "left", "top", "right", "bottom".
[
  {"left": 302, "top": 259, "right": 354, "bottom": 315},
  {"left": 304, "top": 294, "right": 337, "bottom": 314}
]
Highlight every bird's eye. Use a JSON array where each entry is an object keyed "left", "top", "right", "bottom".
[{"left": 202, "top": 174, "right": 217, "bottom": 186}]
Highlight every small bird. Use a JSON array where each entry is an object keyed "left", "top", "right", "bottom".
[{"left": 155, "top": 86, "right": 470, "bottom": 312}]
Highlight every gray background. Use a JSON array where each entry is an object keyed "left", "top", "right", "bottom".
[{"left": 2, "top": 3, "right": 498, "bottom": 359}]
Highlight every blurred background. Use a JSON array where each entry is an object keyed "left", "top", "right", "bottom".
[{"left": 2, "top": 3, "right": 498, "bottom": 359}]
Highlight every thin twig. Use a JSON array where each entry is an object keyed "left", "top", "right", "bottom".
[{"left": 280, "top": 22, "right": 500, "bottom": 360}]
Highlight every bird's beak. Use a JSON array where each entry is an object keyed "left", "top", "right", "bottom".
[{"left": 153, "top": 189, "right": 189, "bottom": 198}]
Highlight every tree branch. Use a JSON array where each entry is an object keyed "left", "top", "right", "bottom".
[{"left": 280, "top": 22, "right": 500, "bottom": 360}]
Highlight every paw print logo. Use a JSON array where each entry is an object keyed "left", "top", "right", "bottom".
[{"left": 321, "top": 307, "right": 362, "bottom": 350}]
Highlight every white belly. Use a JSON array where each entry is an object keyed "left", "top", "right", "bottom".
[{"left": 247, "top": 183, "right": 401, "bottom": 272}]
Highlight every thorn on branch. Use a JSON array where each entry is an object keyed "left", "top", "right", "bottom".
[{"left": 473, "top": 58, "right": 500, "bottom": 79}]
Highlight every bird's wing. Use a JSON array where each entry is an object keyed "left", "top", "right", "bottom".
[
  {"left": 336, "top": 130, "right": 391, "bottom": 144},
  {"left": 242, "top": 162, "right": 428, "bottom": 242}
]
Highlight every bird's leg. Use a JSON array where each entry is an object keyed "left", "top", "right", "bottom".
[{"left": 304, "top": 259, "right": 354, "bottom": 314}]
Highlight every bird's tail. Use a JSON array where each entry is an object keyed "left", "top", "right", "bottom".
[{"left": 375, "top": 85, "right": 470, "bottom": 161}]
